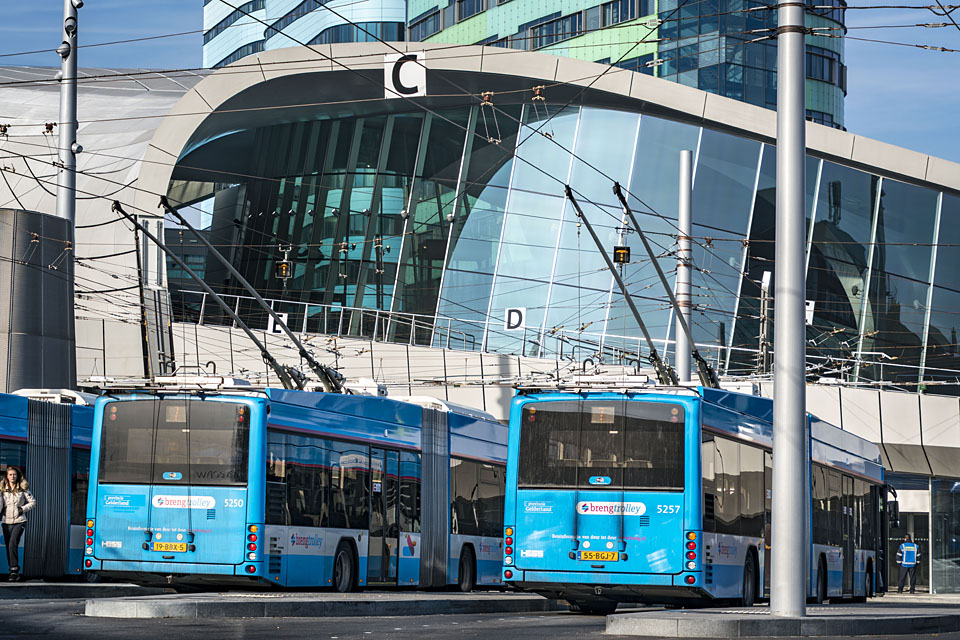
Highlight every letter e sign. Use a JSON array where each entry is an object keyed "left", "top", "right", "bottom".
[
  {"left": 504, "top": 308, "right": 525, "bottom": 331},
  {"left": 385, "top": 52, "right": 426, "bottom": 99}
]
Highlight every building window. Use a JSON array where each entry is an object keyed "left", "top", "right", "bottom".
[
  {"left": 806, "top": 45, "right": 847, "bottom": 93},
  {"left": 476, "top": 34, "right": 508, "bottom": 47},
  {"left": 457, "top": 0, "right": 485, "bottom": 22},
  {"left": 616, "top": 53, "right": 655, "bottom": 75},
  {"left": 212, "top": 40, "right": 264, "bottom": 68},
  {"left": 309, "top": 22, "right": 405, "bottom": 44},
  {"left": 806, "top": 0, "right": 846, "bottom": 25},
  {"left": 203, "top": 0, "right": 264, "bottom": 44},
  {"left": 530, "top": 12, "right": 583, "bottom": 49},
  {"left": 806, "top": 109, "right": 844, "bottom": 130},
  {"left": 409, "top": 10, "right": 441, "bottom": 41},
  {"left": 602, "top": 0, "right": 637, "bottom": 27},
  {"left": 264, "top": 0, "right": 323, "bottom": 41}
]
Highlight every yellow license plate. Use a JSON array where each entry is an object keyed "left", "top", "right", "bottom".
[
  {"left": 153, "top": 542, "right": 187, "bottom": 553},
  {"left": 578, "top": 551, "right": 619, "bottom": 562}
]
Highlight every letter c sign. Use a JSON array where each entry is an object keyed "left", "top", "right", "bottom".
[{"left": 385, "top": 52, "right": 426, "bottom": 99}]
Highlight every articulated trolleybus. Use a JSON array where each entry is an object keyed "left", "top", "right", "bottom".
[
  {"left": 85, "top": 381, "right": 506, "bottom": 590},
  {"left": 502, "top": 382, "right": 885, "bottom": 614}
]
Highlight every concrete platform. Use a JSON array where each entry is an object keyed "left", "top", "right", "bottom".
[
  {"left": 0, "top": 582, "right": 166, "bottom": 600},
  {"left": 606, "top": 603, "right": 960, "bottom": 637},
  {"left": 85, "top": 590, "right": 564, "bottom": 619}
]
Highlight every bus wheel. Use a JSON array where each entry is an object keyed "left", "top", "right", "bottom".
[
  {"left": 568, "top": 599, "right": 617, "bottom": 615},
  {"left": 815, "top": 558, "right": 827, "bottom": 605},
  {"left": 333, "top": 542, "right": 356, "bottom": 593},
  {"left": 458, "top": 547, "right": 476, "bottom": 592},
  {"left": 741, "top": 554, "right": 757, "bottom": 607}
]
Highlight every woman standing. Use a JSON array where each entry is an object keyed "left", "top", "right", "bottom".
[{"left": 1, "top": 467, "right": 36, "bottom": 581}]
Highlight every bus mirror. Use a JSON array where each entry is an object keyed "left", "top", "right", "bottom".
[{"left": 889, "top": 500, "right": 900, "bottom": 528}]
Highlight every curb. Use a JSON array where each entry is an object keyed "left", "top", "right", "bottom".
[
  {"left": 0, "top": 583, "right": 166, "bottom": 600},
  {"left": 85, "top": 594, "right": 564, "bottom": 619},
  {"left": 605, "top": 611, "right": 960, "bottom": 637}
]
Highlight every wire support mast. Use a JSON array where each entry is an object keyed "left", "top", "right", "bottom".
[
  {"left": 564, "top": 185, "right": 678, "bottom": 386},
  {"left": 160, "top": 196, "right": 344, "bottom": 393},
  {"left": 612, "top": 182, "right": 720, "bottom": 388},
  {"left": 111, "top": 200, "right": 301, "bottom": 391}
]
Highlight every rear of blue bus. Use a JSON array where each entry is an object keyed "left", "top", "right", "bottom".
[
  {"left": 84, "top": 395, "right": 267, "bottom": 585},
  {"left": 502, "top": 392, "right": 703, "bottom": 610}
]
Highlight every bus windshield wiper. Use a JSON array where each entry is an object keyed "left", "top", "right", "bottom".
[
  {"left": 160, "top": 196, "right": 344, "bottom": 393},
  {"left": 112, "top": 201, "right": 302, "bottom": 390},
  {"left": 564, "top": 186, "right": 677, "bottom": 386},
  {"left": 612, "top": 183, "right": 720, "bottom": 389}
]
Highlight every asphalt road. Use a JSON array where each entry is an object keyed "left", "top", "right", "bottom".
[{"left": 7, "top": 598, "right": 960, "bottom": 640}]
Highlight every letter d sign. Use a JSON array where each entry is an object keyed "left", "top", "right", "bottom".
[
  {"left": 385, "top": 52, "right": 426, "bottom": 99},
  {"left": 504, "top": 308, "right": 525, "bottom": 331}
]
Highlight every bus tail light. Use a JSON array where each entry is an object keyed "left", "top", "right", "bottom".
[
  {"left": 686, "top": 551, "right": 697, "bottom": 561},
  {"left": 503, "top": 527, "right": 514, "bottom": 566},
  {"left": 248, "top": 543, "right": 257, "bottom": 551},
  {"left": 245, "top": 565, "right": 256, "bottom": 574},
  {"left": 684, "top": 575, "right": 696, "bottom": 584},
  {"left": 84, "top": 559, "right": 92, "bottom": 568},
  {"left": 504, "top": 570, "right": 513, "bottom": 579}
]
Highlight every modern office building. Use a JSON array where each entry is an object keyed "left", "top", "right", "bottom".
[
  {"left": 202, "top": 0, "right": 407, "bottom": 68},
  {"left": 407, "top": 0, "right": 847, "bottom": 127}
]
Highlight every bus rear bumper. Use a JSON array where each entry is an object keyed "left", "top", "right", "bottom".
[
  {"left": 506, "top": 571, "right": 708, "bottom": 603},
  {"left": 91, "top": 560, "right": 265, "bottom": 584}
]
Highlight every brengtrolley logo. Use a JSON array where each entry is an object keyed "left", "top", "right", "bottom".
[
  {"left": 151, "top": 495, "right": 215, "bottom": 509},
  {"left": 576, "top": 501, "right": 647, "bottom": 516},
  {"left": 290, "top": 533, "right": 323, "bottom": 549}
]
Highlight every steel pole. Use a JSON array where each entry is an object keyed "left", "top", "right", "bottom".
[
  {"left": 676, "top": 150, "right": 693, "bottom": 383},
  {"left": 771, "top": 0, "right": 808, "bottom": 618},
  {"left": 56, "top": 0, "right": 79, "bottom": 225}
]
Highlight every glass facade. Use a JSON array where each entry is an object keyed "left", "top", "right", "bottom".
[
  {"left": 409, "top": 0, "right": 846, "bottom": 127},
  {"left": 168, "top": 99, "right": 957, "bottom": 385}
]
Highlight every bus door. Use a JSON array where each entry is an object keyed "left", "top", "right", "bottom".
[
  {"left": 842, "top": 475, "right": 854, "bottom": 595},
  {"left": 367, "top": 448, "right": 399, "bottom": 584}
]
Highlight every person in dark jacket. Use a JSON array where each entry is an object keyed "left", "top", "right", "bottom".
[
  {"left": 1, "top": 467, "right": 36, "bottom": 581},
  {"left": 897, "top": 533, "right": 921, "bottom": 594}
]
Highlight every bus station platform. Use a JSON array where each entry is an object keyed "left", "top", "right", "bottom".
[
  {"left": 606, "top": 595, "right": 960, "bottom": 637},
  {"left": 0, "top": 581, "right": 165, "bottom": 600},
  {"left": 84, "top": 590, "right": 565, "bottom": 619}
]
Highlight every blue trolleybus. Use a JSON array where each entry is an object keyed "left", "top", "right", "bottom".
[
  {"left": 0, "top": 390, "right": 94, "bottom": 578},
  {"left": 85, "top": 386, "right": 507, "bottom": 590},
  {"left": 501, "top": 384, "right": 885, "bottom": 614}
]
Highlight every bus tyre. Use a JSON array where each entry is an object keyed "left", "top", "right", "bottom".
[
  {"left": 458, "top": 547, "right": 476, "bottom": 592},
  {"left": 568, "top": 599, "right": 617, "bottom": 615},
  {"left": 815, "top": 558, "right": 827, "bottom": 604},
  {"left": 741, "top": 554, "right": 757, "bottom": 607},
  {"left": 333, "top": 542, "right": 356, "bottom": 593}
]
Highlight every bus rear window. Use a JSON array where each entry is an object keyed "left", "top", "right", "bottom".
[
  {"left": 517, "top": 400, "right": 685, "bottom": 490},
  {"left": 99, "top": 399, "right": 250, "bottom": 486}
]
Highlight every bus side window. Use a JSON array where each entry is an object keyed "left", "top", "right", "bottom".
[
  {"left": 739, "top": 443, "right": 764, "bottom": 538},
  {"left": 399, "top": 452, "right": 421, "bottom": 533},
  {"left": 812, "top": 465, "right": 827, "bottom": 545},
  {"left": 71, "top": 448, "right": 91, "bottom": 525},
  {"left": 702, "top": 435, "right": 716, "bottom": 533},
  {"left": 714, "top": 437, "right": 740, "bottom": 536}
]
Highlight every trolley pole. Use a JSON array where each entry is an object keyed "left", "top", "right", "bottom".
[
  {"left": 56, "top": 0, "right": 81, "bottom": 225},
  {"left": 675, "top": 150, "right": 693, "bottom": 383},
  {"left": 771, "top": 0, "right": 808, "bottom": 618}
]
